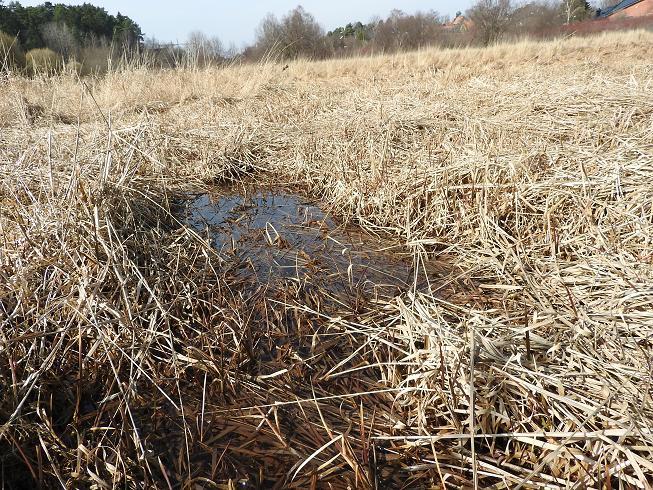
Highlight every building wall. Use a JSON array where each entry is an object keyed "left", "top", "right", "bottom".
[{"left": 610, "top": 0, "right": 653, "bottom": 19}]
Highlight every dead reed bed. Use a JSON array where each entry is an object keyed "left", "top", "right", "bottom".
[{"left": 1, "top": 30, "right": 653, "bottom": 488}]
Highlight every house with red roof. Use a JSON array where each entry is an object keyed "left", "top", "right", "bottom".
[{"left": 597, "top": 0, "right": 653, "bottom": 20}]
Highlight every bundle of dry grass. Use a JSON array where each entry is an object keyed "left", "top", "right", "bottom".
[
  {"left": 25, "top": 48, "right": 63, "bottom": 76},
  {"left": 1, "top": 30, "right": 653, "bottom": 488}
]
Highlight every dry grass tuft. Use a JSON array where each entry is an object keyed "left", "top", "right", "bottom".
[
  {"left": 25, "top": 48, "right": 63, "bottom": 76},
  {"left": 1, "top": 30, "right": 653, "bottom": 488}
]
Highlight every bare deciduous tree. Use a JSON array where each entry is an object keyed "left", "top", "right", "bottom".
[
  {"left": 371, "top": 10, "right": 444, "bottom": 53},
  {"left": 560, "top": 0, "right": 592, "bottom": 24},
  {"left": 509, "top": 1, "right": 562, "bottom": 37},
  {"left": 186, "top": 30, "right": 224, "bottom": 66},
  {"left": 254, "top": 6, "right": 325, "bottom": 60},
  {"left": 467, "top": 0, "right": 515, "bottom": 45},
  {"left": 41, "top": 22, "right": 77, "bottom": 59}
]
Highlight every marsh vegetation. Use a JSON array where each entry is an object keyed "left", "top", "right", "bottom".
[{"left": 1, "top": 30, "right": 653, "bottom": 488}]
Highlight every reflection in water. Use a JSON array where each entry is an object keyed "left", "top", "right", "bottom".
[{"left": 179, "top": 189, "right": 426, "bottom": 302}]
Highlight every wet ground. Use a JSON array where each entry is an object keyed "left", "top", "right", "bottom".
[{"left": 178, "top": 187, "right": 433, "bottom": 304}]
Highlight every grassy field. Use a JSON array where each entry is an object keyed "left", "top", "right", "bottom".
[{"left": 1, "top": 30, "right": 653, "bottom": 488}]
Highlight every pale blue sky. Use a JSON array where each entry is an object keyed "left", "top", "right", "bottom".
[{"left": 17, "top": 1, "right": 473, "bottom": 47}]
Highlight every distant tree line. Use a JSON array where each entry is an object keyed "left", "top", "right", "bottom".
[
  {"left": 469, "top": 0, "right": 594, "bottom": 45},
  {"left": 0, "top": 0, "right": 142, "bottom": 74},
  {"left": 0, "top": 1, "right": 142, "bottom": 50},
  {"left": 2, "top": 0, "right": 648, "bottom": 74},
  {"left": 238, "top": 1, "right": 599, "bottom": 62},
  {"left": 240, "top": 7, "right": 452, "bottom": 60}
]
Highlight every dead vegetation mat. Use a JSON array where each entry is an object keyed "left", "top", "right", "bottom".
[{"left": 2, "top": 31, "right": 653, "bottom": 488}]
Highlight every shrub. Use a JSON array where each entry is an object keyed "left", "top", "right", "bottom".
[
  {"left": 0, "top": 31, "right": 25, "bottom": 71},
  {"left": 79, "top": 46, "right": 112, "bottom": 75},
  {"left": 25, "top": 48, "right": 63, "bottom": 75},
  {"left": 63, "top": 59, "right": 82, "bottom": 75}
]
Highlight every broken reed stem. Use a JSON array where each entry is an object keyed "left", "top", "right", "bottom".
[{"left": 469, "top": 324, "right": 478, "bottom": 489}]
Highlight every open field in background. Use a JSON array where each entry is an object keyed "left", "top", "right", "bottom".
[{"left": 1, "top": 29, "right": 653, "bottom": 488}]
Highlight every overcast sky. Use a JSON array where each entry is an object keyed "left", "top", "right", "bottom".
[{"left": 16, "top": 1, "right": 474, "bottom": 47}]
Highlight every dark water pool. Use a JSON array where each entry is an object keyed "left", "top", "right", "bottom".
[{"left": 178, "top": 188, "right": 428, "bottom": 302}]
